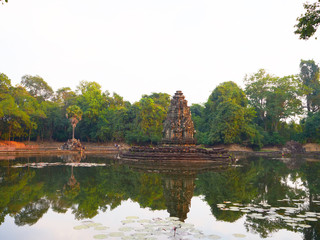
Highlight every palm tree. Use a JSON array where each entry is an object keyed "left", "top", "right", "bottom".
[{"left": 66, "top": 105, "right": 83, "bottom": 140}]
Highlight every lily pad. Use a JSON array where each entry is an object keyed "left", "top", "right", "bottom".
[
  {"left": 93, "top": 234, "right": 108, "bottom": 239},
  {"left": 86, "top": 223, "right": 102, "bottom": 227},
  {"left": 137, "top": 219, "right": 152, "bottom": 224},
  {"left": 119, "top": 227, "right": 134, "bottom": 232},
  {"left": 94, "top": 226, "right": 110, "bottom": 231},
  {"left": 299, "top": 224, "right": 312, "bottom": 228},
  {"left": 166, "top": 216, "right": 180, "bottom": 221},
  {"left": 240, "top": 210, "right": 250, "bottom": 213},
  {"left": 306, "top": 217, "right": 318, "bottom": 221},
  {"left": 207, "top": 234, "right": 222, "bottom": 239},
  {"left": 109, "top": 232, "right": 125, "bottom": 237},
  {"left": 131, "top": 232, "right": 148, "bottom": 237},
  {"left": 233, "top": 233, "right": 246, "bottom": 238},
  {"left": 287, "top": 223, "right": 298, "bottom": 227},
  {"left": 73, "top": 225, "right": 90, "bottom": 230},
  {"left": 126, "top": 216, "right": 139, "bottom": 220}
]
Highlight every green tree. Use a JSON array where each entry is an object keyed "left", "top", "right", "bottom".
[
  {"left": 66, "top": 105, "right": 83, "bottom": 140},
  {"left": 21, "top": 75, "right": 54, "bottom": 102},
  {"left": 203, "top": 81, "right": 258, "bottom": 146},
  {"left": 299, "top": 59, "right": 320, "bottom": 113},
  {"left": 12, "top": 86, "right": 46, "bottom": 141},
  {"left": 132, "top": 93, "right": 169, "bottom": 144},
  {"left": 54, "top": 87, "right": 77, "bottom": 109},
  {"left": 295, "top": 1, "right": 320, "bottom": 40},
  {"left": 0, "top": 74, "right": 31, "bottom": 140},
  {"left": 301, "top": 111, "right": 320, "bottom": 143},
  {"left": 76, "top": 81, "right": 106, "bottom": 141},
  {"left": 245, "top": 70, "right": 304, "bottom": 134}
]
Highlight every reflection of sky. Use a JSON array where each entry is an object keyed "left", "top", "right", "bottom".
[{"left": 0, "top": 197, "right": 304, "bottom": 240}]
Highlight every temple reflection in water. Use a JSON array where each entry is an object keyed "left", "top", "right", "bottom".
[{"left": 121, "top": 158, "right": 230, "bottom": 222}]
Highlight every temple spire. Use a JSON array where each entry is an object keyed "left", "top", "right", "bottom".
[{"left": 162, "top": 91, "right": 196, "bottom": 145}]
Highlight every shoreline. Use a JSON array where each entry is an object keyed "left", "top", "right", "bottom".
[{"left": 1, "top": 141, "right": 320, "bottom": 160}]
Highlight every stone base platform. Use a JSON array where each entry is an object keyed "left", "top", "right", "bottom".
[{"left": 120, "top": 146, "right": 234, "bottom": 162}]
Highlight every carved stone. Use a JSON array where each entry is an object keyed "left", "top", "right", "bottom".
[{"left": 162, "top": 91, "right": 196, "bottom": 145}]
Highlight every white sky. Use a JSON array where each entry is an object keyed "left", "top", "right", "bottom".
[{"left": 0, "top": 0, "right": 319, "bottom": 105}]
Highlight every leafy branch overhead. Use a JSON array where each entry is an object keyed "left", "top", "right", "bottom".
[{"left": 295, "top": 0, "right": 320, "bottom": 39}]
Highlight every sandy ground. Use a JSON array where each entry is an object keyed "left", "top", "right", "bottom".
[
  {"left": 303, "top": 143, "right": 320, "bottom": 152},
  {"left": 1, "top": 141, "right": 320, "bottom": 153}
]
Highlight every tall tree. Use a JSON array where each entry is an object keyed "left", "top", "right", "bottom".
[
  {"left": 299, "top": 59, "right": 320, "bottom": 113},
  {"left": 12, "top": 86, "right": 46, "bottom": 141},
  {"left": 245, "top": 70, "right": 304, "bottom": 133},
  {"left": 76, "top": 81, "right": 106, "bottom": 141},
  {"left": 204, "top": 81, "right": 258, "bottom": 145},
  {"left": 54, "top": 87, "right": 77, "bottom": 109},
  {"left": 21, "top": 75, "right": 53, "bottom": 102},
  {"left": 0, "top": 74, "right": 31, "bottom": 140},
  {"left": 66, "top": 105, "right": 83, "bottom": 140}
]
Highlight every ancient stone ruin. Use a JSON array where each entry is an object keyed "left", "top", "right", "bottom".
[
  {"left": 162, "top": 90, "right": 196, "bottom": 145},
  {"left": 60, "top": 139, "right": 85, "bottom": 152},
  {"left": 121, "top": 90, "right": 234, "bottom": 162},
  {"left": 282, "top": 140, "right": 306, "bottom": 154}
]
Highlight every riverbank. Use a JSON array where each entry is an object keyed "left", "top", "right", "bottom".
[
  {"left": 0, "top": 141, "right": 129, "bottom": 157},
  {"left": 1, "top": 141, "right": 320, "bottom": 159}
]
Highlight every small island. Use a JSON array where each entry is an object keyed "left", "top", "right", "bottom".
[{"left": 121, "top": 91, "right": 233, "bottom": 162}]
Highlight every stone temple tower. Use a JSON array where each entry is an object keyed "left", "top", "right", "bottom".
[{"left": 162, "top": 91, "right": 196, "bottom": 145}]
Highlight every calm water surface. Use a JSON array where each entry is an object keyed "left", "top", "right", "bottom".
[{"left": 0, "top": 155, "right": 319, "bottom": 240}]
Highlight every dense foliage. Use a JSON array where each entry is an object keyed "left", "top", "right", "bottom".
[{"left": 1, "top": 59, "right": 320, "bottom": 148}]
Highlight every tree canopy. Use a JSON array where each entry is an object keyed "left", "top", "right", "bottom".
[
  {"left": 1, "top": 60, "right": 320, "bottom": 147},
  {"left": 295, "top": 0, "right": 320, "bottom": 39}
]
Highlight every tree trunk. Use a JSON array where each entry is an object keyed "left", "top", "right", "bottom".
[
  {"left": 8, "top": 125, "right": 11, "bottom": 141},
  {"left": 28, "top": 129, "right": 31, "bottom": 142},
  {"left": 72, "top": 125, "right": 75, "bottom": 139}
]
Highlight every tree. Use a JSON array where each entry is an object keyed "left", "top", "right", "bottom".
[
  {"left": 0, "top": 74, "right": 31, "bottom": 140},
  {"left": 299, "top": 59, "right": 320, "bottom": 113},
  {"left": 204, "top": 81, "right": 258, "bottom": 146},
  {"left": 66, "top": 105, "right": 83, "bottom": 140},
  {"left": 295, "top": 0, "right": 320, "bottom": 40},
  {"left": 21, "top": 75, "right": 53, "bottom": 101},
  {"left": 54, "top": 87, "right": 77, "bottom": 109},
  {"left": 76, "top": 81, "right": 106, "bottom": 141},
  {"left": 245, "top": 70, "right": 304, "bottom": 133},
  {"left": 12, "top": 86, "right": 46, "bottom": 141},
  {"left": 125, "top": 93, "right": 170, "bottom": 144}
]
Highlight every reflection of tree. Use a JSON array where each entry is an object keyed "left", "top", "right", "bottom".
[
  {"left": 195, "top": 164, "right": 258, "bottom": 222},
  {"left": 63, "top": 166, "right": 80, "bottom": 201},
  {"left": 196, "top": 157, "right": 320, "bottom": 238},
  {"left": 1, "top": 155, "right": 320, "bottom": 239},
  {"left": 0, "top": 166, "right": 36, "bottom": 225},
  {"left": 14, "top": 199, "right": 49, "bottom": 226},
  {"left": 136, "top": 174, "right": 165, "bottom": 210},
  {"left": 299, "top": 161, "right": 320, "bottom": 240},
  {"left": 244, "top": 218, "right": 287, "bottom": 239}
]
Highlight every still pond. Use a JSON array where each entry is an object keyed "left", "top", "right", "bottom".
[{"left": 0, "top": 154, "right": 319, "bottom": 240}]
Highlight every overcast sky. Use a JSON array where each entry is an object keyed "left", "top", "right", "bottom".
[{"left": 0, "top": 0, "right": 319, "bottom": 104}]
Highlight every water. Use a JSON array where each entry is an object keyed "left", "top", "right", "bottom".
[{"left": 0, "top": 154, "right": 319, "bottom": 240}]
